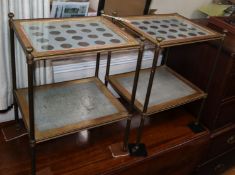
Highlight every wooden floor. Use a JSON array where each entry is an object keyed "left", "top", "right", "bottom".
[
  {"left": 0, "top": 108, "right": 209, "bottom": 175},
  {"left": 223, "top": 166, "right": 235, "bottom": 175}
]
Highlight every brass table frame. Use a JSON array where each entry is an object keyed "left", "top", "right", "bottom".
[
  {"left": 106, "top": 13, "right": 225, "bottom": 156},
  {"left": 8, "top": 13, "right": 141, "bottom": 175}
]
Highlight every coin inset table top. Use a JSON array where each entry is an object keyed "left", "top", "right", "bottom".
[
  {"left": 122, "top": 13, "right": 222, "bottom": 47},
  {"left": 12, "top": 17, "right": 139, "bottom": 60}
]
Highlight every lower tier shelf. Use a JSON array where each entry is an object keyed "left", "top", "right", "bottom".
[
  {"left": 109, "top": 66, "right": 206, "bottom": 115},
  {"left": 15, "top": 77, "right": 128, "bottom": 143}
]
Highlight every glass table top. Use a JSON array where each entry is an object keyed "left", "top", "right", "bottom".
[
  {"left": 122, "top": 14, "right": 222, "bottom": 47},
  {"left": 22, "top": 20, "right": 126, "bottom": 52},
  {"left": 13, "top": 17, "right": 139, "bottom": 59}
]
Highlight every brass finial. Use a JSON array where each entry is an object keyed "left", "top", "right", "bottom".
[
  {"left": 26, "top": 47, "right": 34, "bottom": 64},
  {"left": 8, "top": 12, "right": 15, "bottom": 28},
  {"left": 140, "top": 36, "right": 145, "bottom": 42},
  {"left": 222, "top": 29, "right": 228, "bottom": 38},
  {"left": 140, "top": 37, "right": 145, "bottom": 50},
  {"left": 157, "top": 37, "right": 164, "bottom": 43},
  {"left": 112, "top": 11, "right": 117, "bottom": 17},
  {"left": 8, "top": 12, "right": 14, "bottom": 19},
  {"left": 100, "top": 10, "right": 105, "bottom": 16},
  {"left": 26, "top": 47, "right": 33, "bottom": 53},
  {"left": 223, "top": 29, "right": 228, "bottom": 34},
  {"left": 218, "top": 29, "right": 227, "bottom": 44}
]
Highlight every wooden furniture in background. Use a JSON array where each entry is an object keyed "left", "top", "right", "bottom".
[
  {"left": 166, "top": 17, "right": 235, "bottom": 175},
  {"left": 97, "top": 0, "right": 152, "bottom": 16}
]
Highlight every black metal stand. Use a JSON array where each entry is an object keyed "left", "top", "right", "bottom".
[
  {"left": 128, "top": 143, "right": 148, "bottom": 157},
  {"left": 128, "top": 114, "right": 147, "bottom": 157}
]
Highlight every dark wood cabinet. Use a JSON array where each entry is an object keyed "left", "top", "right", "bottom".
[
  {"left": 97, "top": 0, "right": 152, "bottom": 16},
  {"left": 208, "top": 125, "right": 235, "bottom": 159},
  {"left": 194, "top": 148, "right": 235, "bottom": 175},
  {"left": 166, "top": 18, "right": 235, "bottom": 174}
]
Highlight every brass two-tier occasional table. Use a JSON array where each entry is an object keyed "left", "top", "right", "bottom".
[
  {"left": 8, "top": 13, "right": 141, "bottom": 174},
  {"left": 107, "top": 13, "right": 224, "bottom": 156}
]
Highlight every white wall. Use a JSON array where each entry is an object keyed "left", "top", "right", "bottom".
[
  {"left": 89, "top": 0, "right": 99, "bottom": 11},
  {"left": 150, "top": 0, "right": 212, "bottom": 18}
]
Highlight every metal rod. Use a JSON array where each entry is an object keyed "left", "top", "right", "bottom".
[
  {"left": 105, "top": 51, "right": 111, "bottom": 86},
  {"left": 195, "top": 35, "right": 226, "bottom": 124},
  {"left": 123, "top": 38, "right": 145, "bottom": 151},
  {"left": 26, "top": 48, "right": 36, "bottom": 175},
  {"left": 143, "top": 46, "right": 161, "bottom": 113},
  {"left": 97, "top": 1, "right": 105, "bottom": 16},
  {"left": 8, "top": 13, "right": 19, "bottom": 123},
  {"left": 163, "top": 48, "right": 170, "bottom": 66},
  {"left": 123, "top": 117, "right": 131, "bottom": 151},
  {"left": 130, "top": 38, "right": 145, "bottom": 109},
  {"left": 144, "top": 0, "right": 152, "bottom": 15},
  {"left": 95, "top": 52, "right": 100, "bottom": 77},
  {"left": 27, "top": 48, "right": 35, "bottom": 140},
  {"left": 136, "top": 115, "right": 145, "bottom": 145}
]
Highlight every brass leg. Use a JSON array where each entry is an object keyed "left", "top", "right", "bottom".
[
  {"left": 27, "top": 48, "right": 36, "bottom": 175},
  {"left": 123, "top": 38, "right": 145, "bottom": 151},
  {"left": 95, "top": 52, "right": 100, "bottom": 77},
  {"left": 129, "top": 45, "right": 161, "bottom": 157},
  {"left": 136, "top": 115, "right": 145, "bottom": 145},
  {"left": 162, "top": 48, "right": 170, "bottom": 66},
  {"left": 130, "top": 38, "right": 145, "bottom": 106},
  {"left": 109, "top": 39, "right": 145, "bottom": 157},
  {"left": 189, "top": 35, "right": 226, "bottom": 133},
  {"left": 143, "top": 46, "right": 161, "bottom": 113},
  {"left": 9, "top": 13, "right": 19, "bottom": 124},
  {"left": 105, "top": 51, "right": 111, "bottom": 86},
  {"left": 196, "top": 37, "right": 225, "bottom": 124},
  {"left": 123, "top": 117, "right": 131, "bottom": 151}
]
